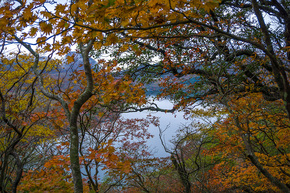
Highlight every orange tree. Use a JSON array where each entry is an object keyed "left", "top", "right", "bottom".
[
  {"left": 178, "top": 94, "right": 290, "bottom": 192},
  {"left": 1, "top": 0, "right": 290, "bottom": 192},
  {"left": 0, "top": 1, "right": 149, "bottom": 192},
  {"left": 155, "top": 94, "right": 289, "bottom": 192},
  {"left": 0, "top": 0, "right": 210, "bottom": 191},
  {"left": 103, "top": 0, "right": 290, "bottom": 192},
  {"left": 205, "top": 93, "right": 290, "bottom": 192},
  {"left": 101, "top": 141, "right": 185, "bottom": 193},
  {"left": 109, "top": 0, "right": 289, "bottom": 191},
  {"left": 18, "top": 154, "right": 74, "bottom": 193},
  {"left": 77, "top": 111, "right": 156, "bottom": 192}
]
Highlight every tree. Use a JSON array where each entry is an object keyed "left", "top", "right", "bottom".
[
  {"left": 78, "top": 111, "right": 156, "bottom": 192},
  {"left": 18, "top": 154, "right": 74, "bottom": 193},
  {"left": 1, "top": 1, "right": 149, "bottom": 192},
  {"left": 207, "top": 93, "right": 290, "bottom": 192},
  {"left": 1, "top": 0, "right": 289, "bottom": 192},
  {"left": 157, "top": 112, "right": 222, "bottom": 193},
  {"left": 105, "top": 0, "right": 290, "bottom": 191},
  {"left": 102, "top": 141, "right": 183, "bottom": 193},
  {"left": 0, "top": 52, "right": 56, "bottom": 193}
]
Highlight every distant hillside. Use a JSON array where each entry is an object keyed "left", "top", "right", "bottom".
[
  {"left": 144, "top": 74, "right": 199, "bottom": 96},
  {"left": 47, "top": 52, "right": 198, "bottom": 96}
]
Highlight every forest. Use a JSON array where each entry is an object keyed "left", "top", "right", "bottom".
[{"left": 0, "top": 0, "right": 289, "bottom": 192}]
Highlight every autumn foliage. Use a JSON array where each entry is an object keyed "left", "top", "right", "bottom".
[
  {"left": 0, "top": 0, "right": 290, "bottom": 192},
  {"left": 205, "top": 93, "right": 290, "bottom": 192}
]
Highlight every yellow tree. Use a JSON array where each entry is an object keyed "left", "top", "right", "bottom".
[{"left": 0, "top": 52, "right": 56, "bottom": 192}]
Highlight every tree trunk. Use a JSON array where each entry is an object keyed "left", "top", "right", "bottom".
[{"left": 69, "top": 124, "right": 83, "bottom": 193}]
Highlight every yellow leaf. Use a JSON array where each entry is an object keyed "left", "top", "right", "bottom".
[
  {"left": 66, "top": 54, "right": 75, "bottom": 64},
  {"left": 39, "top": 22, "right": 53, "bottom": 34},
  {"left": 23, "top": 8, "right": 33, "bottom": 20},
  {"left": 106, "top": 33, "right": 118, "bottom": 44},
  {"left": 29, "top": 27, "right": 38, "bottom": 37},
  {"left": 36, "top": 37, "right": 47, "bottom": 45}
]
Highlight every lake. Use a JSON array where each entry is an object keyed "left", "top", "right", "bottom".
[{"left": 121, "top": 99, "right": 191, "bottom": 157}]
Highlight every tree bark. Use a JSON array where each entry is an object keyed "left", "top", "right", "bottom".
[{"left": 69, "top": 40, "right": 95, "bottom": 193}]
